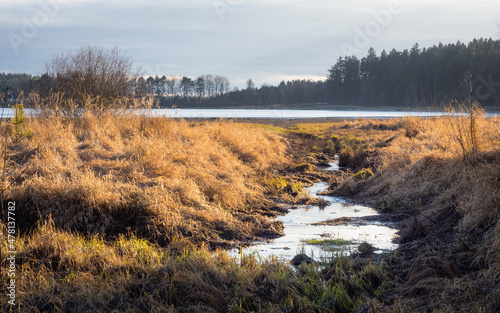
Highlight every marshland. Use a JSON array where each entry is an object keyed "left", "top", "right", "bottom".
[{"left": 1, "top": 95, "right": 499, "bottom": 312}]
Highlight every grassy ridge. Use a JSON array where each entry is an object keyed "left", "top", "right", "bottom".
[
  {"left": 365, "top": 112, "right": 500, "bottom": 311},
  {"left": 1, "top": 114, "right": 288, "bottom": 246}
]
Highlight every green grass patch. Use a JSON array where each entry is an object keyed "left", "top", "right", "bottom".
[
  {"left": 253, "top": 124, "right": 289, "bottom": 135},
  {"left": 302, "top": 238, "right": 355, "bottom": 246},
  {"left": 353, "top": 168, "right": 374, "bottom": 181},
  {"left": 267, "top": 176, "right": 288, "bottom": 193}
]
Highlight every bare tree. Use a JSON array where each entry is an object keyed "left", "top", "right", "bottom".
[
  {"left": 204, "top": 75, "right": 215, "bottom": 97},
  {"left": 165, "top": 77, "right": 177, "bottom": 98},
  {"left": 45, "top": 45, "right": 140, "bottom": 115},
  {"left": 213, "top": 75, "right": 221, "bottom": 96},
  {"left": 214, "top": 75, "right": 229, "bottom": 96},
  {"left": 221, "top": 76, "right": 230, "bottom": 94},
  {"left": 246, "top": 79, "right": 255, "bottom": 90}
]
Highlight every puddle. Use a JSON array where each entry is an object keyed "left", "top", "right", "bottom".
[{"left": 230, "top": 162, "right": 398, "bottom": 261}]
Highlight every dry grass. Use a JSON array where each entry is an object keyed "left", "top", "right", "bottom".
[
  {"left": 0, "top": 111, "right": 288, "bottom": 245},
  {"left": 350, "top": 111, "right": 500, "bottom": 312},
  {"left": 2, "top": 104, "right": 499, "bottom": 312},
  {"left": 370, "top": 112, "right": 500, "bottom": 234}
]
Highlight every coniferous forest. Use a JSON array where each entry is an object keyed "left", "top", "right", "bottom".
[{"left": 2, "top": 38, "right": 500, "bottom": 108}]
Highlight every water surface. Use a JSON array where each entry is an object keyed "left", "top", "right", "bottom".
[
  {"left": 232, "top": 178, "right": 398, "bottom": 261},
  {"left": 7, "top": 107, "right": 489, "bottom": 120},
  {"left": 149, "top": 108, "right": 448, "bottom": 119}
]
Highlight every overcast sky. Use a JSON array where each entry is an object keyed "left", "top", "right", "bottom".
[{"left": 1, "top": 0, "right": 499, "bottom": 88}]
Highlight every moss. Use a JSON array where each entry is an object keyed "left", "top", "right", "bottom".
[
  {"left": 294, "top": 163, "right": 313, "bottom": 172},
  {"left": 353, "top": 168, "right": 374, "bottom": 181}
]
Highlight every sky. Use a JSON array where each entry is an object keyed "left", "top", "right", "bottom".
[{"left": 1, "top": 0, "right": 499, "bottom": 89}]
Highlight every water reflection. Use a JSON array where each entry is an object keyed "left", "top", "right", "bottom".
[{"left": 232, "top": 180, "right": 398, "bottom": 261}]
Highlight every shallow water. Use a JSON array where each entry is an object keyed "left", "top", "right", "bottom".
[{"left": 231, "top": 164, "right": 398, "bottom": 261}]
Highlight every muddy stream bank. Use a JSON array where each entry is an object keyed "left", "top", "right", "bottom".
[{"left": 230, "top": 161, "right": 399, "bottom": 262}]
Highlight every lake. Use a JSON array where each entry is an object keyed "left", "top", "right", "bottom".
[
  {"left": 4, "top": 107, "right": 463, "bottom": 119},
  {"left": 147, "top": 108, "right": 450, "bottom": 119}
]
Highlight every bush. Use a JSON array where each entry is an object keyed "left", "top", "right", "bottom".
[{"left": 43, "top": 45, "right": 140, "bottom": 115}]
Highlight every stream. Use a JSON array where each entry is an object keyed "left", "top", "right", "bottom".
[{"left": 232, "top": 161, "right": 398, "bottom": 262}]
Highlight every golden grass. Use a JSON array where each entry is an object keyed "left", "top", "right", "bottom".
[
  {"left": 0, "top": 112, "right": 288, "bottom": 245},
  {"left": 2, "top": 105, "right": 499, "bottom": 312},
  {"left": 370, "top": 113, "right": 500, "bottom": 233},
  {"left": 349, "top": 112, "right": 500, "bottom": 312}
]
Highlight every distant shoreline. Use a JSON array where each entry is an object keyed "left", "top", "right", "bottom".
[{"left": 3, "top": 103, "right": 500, "bottom": 113}]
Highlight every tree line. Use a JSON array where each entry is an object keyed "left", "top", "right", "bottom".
[
  {"left": 0, "top": 73, "right": 35, "bottom": 101},
  {"left": 2, "top": 38, "right": 500, "bottom": 109},
  {"left": 137, "top": 76, "right": 329, "bottom": 107},
  {"left": 135, "top": 75, "right": 231, "bottom": 107},
  {"left": 327, "top": 38, "right": 500, "bottom": 107}
]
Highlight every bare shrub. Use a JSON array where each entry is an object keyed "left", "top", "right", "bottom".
[
  {"left": 43, "top": 45, "right": 140, "bottom": 116},
  {"left": 446, "top": 101, "right": 485, "bottom": 166}
]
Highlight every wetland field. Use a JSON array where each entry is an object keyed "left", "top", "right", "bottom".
[{"left": 1, "top": 105, "right": 499, "bottom": 312}]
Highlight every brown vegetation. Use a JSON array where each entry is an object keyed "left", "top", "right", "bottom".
[
  {"left": 328, "top": 109, "right": 500, "bottom": 312},
  {"left": 0, "top": 111, "right": 289, "bottom": 247},
  {"left": 0, "top": 110, "right": 394, "bottom": 312},
  {"left": 2, "top": 105, "right": 499, "bottom": 312}
]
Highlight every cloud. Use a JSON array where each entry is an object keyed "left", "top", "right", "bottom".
[{"left": 1, "top": 0, "right": 498, "bottom": 87}]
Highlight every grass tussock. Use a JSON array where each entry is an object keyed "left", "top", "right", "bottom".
[{"left": 0, "top": 112, "right": 288, "bottom": 245}]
